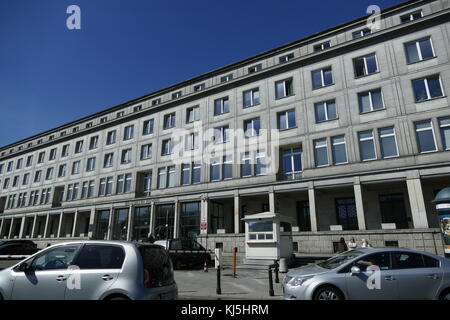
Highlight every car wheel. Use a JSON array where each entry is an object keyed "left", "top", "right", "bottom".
[
  {"left": 440, "top": 289, "right": 450, "bottom": 300},
  {"left": 313, "top": 286, "right": 344, "bottom": 301}
]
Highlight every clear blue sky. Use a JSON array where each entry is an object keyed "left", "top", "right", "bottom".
[{"left": 0, "top": 0, "right": 403, "bottom": 147}]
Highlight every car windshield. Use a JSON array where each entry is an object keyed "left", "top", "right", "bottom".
[{"left": 317, "top": 250, "right": 366, "bottom": 269}]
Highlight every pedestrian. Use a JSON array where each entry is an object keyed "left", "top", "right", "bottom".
[
  {"left": 347, "top": 237, "right": 357, "bottom": 250},
  {"left": 337, "top": 237, "right": 348, "bottom": 253},
  {"left": 360, "top": 238, "right": 371, "bottom": 248}
]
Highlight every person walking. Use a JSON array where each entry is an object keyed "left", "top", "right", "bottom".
[
  {"left": 347, "top": 238, "right": 357, "bottom": 250},
  {"left": 337, "top": 237, "right": 348, "bottom": 253},
  {"left": 360, "top": 238, "right": 371, "bottom": 248}
]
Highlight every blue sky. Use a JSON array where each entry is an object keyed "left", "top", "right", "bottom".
[{"left": 0, "top": 0, "right": 403, "bottom": 147}]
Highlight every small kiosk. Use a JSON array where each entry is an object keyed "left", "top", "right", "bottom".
[
  {"left": 433, "top": 187, "right": 450, "bottom": 258},
  {"left": 242, "top": 212, "right": 294, "bottom": 261}
]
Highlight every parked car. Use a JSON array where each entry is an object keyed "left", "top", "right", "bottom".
[
  {"left": 0, "top": 240, "right": 39, "bottom": 256},
  {"left": 282, "top": 247, "right": 450, "bottom": 300},
  {"left": 154, "top": 238, "right": 212, "bottom": 269},
  {"left": 0, "top": 240, "right": 178, "bottom": 300}
]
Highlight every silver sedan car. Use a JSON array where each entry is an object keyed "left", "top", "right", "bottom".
[
  {"left": 283, "top": 247, "right": 450, "bottom": 300},
  {"left": 0, "top": 240, "right": 178, "bottom": 300}
]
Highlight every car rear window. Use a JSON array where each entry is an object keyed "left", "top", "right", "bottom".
[
  {"left": 75, "top": 245, "right": 125, "bottom": 269},
  {"left": 139, "top": 246, "right": 174, "bottom": 287}
]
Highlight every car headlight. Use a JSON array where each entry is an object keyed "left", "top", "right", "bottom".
[{"left": 288, "top": 275, "right": 314, "bottom": 287}]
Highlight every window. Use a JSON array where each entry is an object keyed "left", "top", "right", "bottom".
[
  {"left": 143, "top": 119, "right": 154, "bottom": 135},
  {"left": 142, "top": 172, "right": 152, "bottom": 194},
  {"left": 121, "top": 148, "right": 132, "bottom": 164},
  {"left": 117, "top": 173, "right": 132, "bottom": 193},
  {"left": 26, "top": 155, "right": 33, "bottom": 167},
  {"left": 275, "top": 79, "right": 293, "bottom": 99},
  {"left": 185, "top": 133, "right": 199, "bottom": 150},
  {"left": 354, "top": 252, "right": 391, "bottom": 272},
  {"left": 220, "top": 74, "right": 233, "bottom": 83},
  {"left": 12, "top": 176, "right": 19, "bottom": 187},
  {"left": 186, "top": 106, "right": 200, "bottom": 123},
  {"left": 106, "top": 130, "right": 116, "bottom": 145},
  {"left": 45, "top": 167, "right": 54, "bottom": 180},
  {"left": 86, "top": 157, "right": 96, "bottom": 171},
  {"left": 81, "top": 180, "right": 95, "bottom": 199},
  {"left": 22, "top": 173, "right": 30, "bottom": 186},
  {"left": 123, "top": 125, "right": 134, "bottom": 140},
  {"left": 405, "top": 38, "right": 435, "bottom": 63},
  {"left": 378, "top": 127, "right": 399, "bottom": 158},
  {"left": 103, "top": 153, "right": 114, "bottom": 168},
  {"left": 392, "top": 252, "right": 427, "bottom": 269},
  {"left": 255, "top": 151, "right": 266, "bottom": 175},
  {"left": 359, "top": 130, "right": 377, "bottom": 160},
  {"left": 241, "top": 152, "right": 252, "bottom": 177},
  {"left": 277, "top": 109, "right": 296, "bottom": 130},
  {"left": 279, "top": 53, "right": 294, "bottom": 63},
  {"left": 412, "top": 75, "right": 444, "bottom": 102},
  {"left": 439, "top": 117, "right": 450, "bottom": 150},
  {"left": 313, "top": 41, "right": 331, "bottom": 52},
  {"left": 74, "top": 141, "right": 83, "bottom": 154},
  {"left": 336, "top": 197, "right": 358, "bottom": 230},
  {"left": 140, "top": 144, "right": 152, "bottom": 160},
  {"left": 58, "top": 164, "right": 67, "bottom": 177},
  {"left": 282, "top": 147, "right": 302, "bottom": 180},
  {"left": 89, "top": 136, "right": 98, "bottom": 150},
  {"left": 312, "top": 67, "right": 333, "bottom": 89},
  {"left": 243, "top": 88, "right": 260, "bottom": 108},
  {"left": 116, "top": 111, "right": 124, "bottom": 118},
  {"left": 7, "top": 161, "right": 13, "bottom": 172},
  {"left": 314, "top": 138, "right": 329, "bottom": 167},
  {"left": 152, "top": 98, "right": 162, "bottom": 106},
  {"left": 34, "top": 171, "right": 41, "bottom": 183},
  {"left": 86, "top": 121, "right": 93, "bottom": 128},
  {"left": 98, "top": 178, "right": 106, "bottom": 196},
  {"left": 214, "top": 97, "right": 229, "bottom": 115},
  {"left": 331, "top": 135, "right": 348, "bottom": 164},
  {"left": 105, "top": 177, "right": 113, "bottom": 195},
  {"left": 379, "top": 194, "right": 409, "bottom": 229},
  {"left": 180, "top": 202, "right": 201, "bottom": 238},
  {"left": 76, "top": 245, "right": 125, "bottom": 269},
  {"left": 400, "top": 10, "right": 423, "bottom": 23},
  {"left": 354, "top": 54, "right": 378, "bottom": 77},
  {"left": 161, "top": 139, "right": 173, "bottom": 156},
  {"left": 358, "top": 89, "right": 384, "bottom": 113},
  {"left": 61, "top": 144, "right": 69, "bottom": 157},
  {"left": 315, "top": 100, "right": 337, "bottom": 122},
  {"left": 248, "top": 221, "right": 274, "bottom": 241},
  {"left": 100, "top": 117, "right": 107, "bottom": 123},
  {"left": 171, "top": 91, "right": 182, "bottom": 99},
  {"left": 16, "top": 158, "right": 23, "bottom": 170},
  {"left": 66, "top": 183, "right": 79, "bottom": 201},
  {"left": 193, "top": 83, "right": 205, "bottom": 92},
  {"left": 3, "top": 178, "right": 10, "bottom": 189},
  {"left": 72, "top": 161, "right": 81, "bottom": 175},
  {"left": 210, "top": 156, "right": 232, "bottom": 181},
  {"left": 49, "top": 148, "right": 57, "bottom": 161},
  {"left": 181, "top": 161, "right": 201, "bottom": 185},
  {"left": 157, "top": 166, "right": 176, "bottom": 189},
  {"left": 415, "top": 120, "right": 437, "bottom": 153},
  {"left": 30, "top": 245, "right": 81, "bottom": 271},
  {"left": 37, "top": 152, "right": 45, "bottom": 164},
  {"left": 352, "top": 28, "right": 371, "bottom": 39},
  {"left": 244, "top": 118, "right": 260, "bottom": 137},
  {"left": 214, "top": 126, "right": 230, "bottom": 143},
  {"left": 248, "top": 64, "right": 262, "bottom": 73},
  {"left": 133, "top": 105, "right": 142, "bottom": 112},
  {"left": 163, "top": 113, "right": 176, "bottom": 129}
]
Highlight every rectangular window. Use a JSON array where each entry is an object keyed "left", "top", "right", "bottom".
[
  {"left": 400, "top": 10, "right": 423, "bottom": 23},
  {"left": 143, "top": 173, "right": 152, "bottom": 193},
  {"left": 133, "top": 105, "right": 141, "bottom": 112},
  {"left": 22, "top": 173, "right": 30, "bottom": 186},
  {"left": 167, "top": 166, "right": 175, "bottom": 188},
  {"left": 158, "top": 167, "right": 167, "bottom": 189},
  {"left": 88, "top": 180, "right": 95, "bottom": 198},
  {"left": 45, "top": 167, "right": 54, "bottom": 180},
  {"left": 359, "top": 130, "right": 377, "bottom": 160},
  {"left": 243, "top": 88, "right": 260, "bottom": 108},
  {"left": 255, "top": 151, "right": 266, "bottom": 175},
  {"left": 61, "top": 144, "right": 69, "bottom": 157},
  {"left": 439, "top": 117, "right": 450, "bottom": 150},
  {"left": 282, "top": 147, "right": 302, "bottom": 180},
  {"left": 354, "top": 53, "right": 378, "bottom": 77},
  {"left": 103, "top": 153, "right": 114, "bottom": 168},
  {"left": 415, "top": 120, "right": 437, "bottom": 153},
  {"left": 161, "top": 139, "right": 173, "bottom": 156},
  {"left": 7, "top": 161, "right": 13, "bottom": 172},
  {"left": 220, "top": 74, "right": 233, "bottom": 83},
  {"left": 279, "top": 53, "right": 294, "bottom": 63},
  {"left": 214, "top": 126, "right": 230, "bottom": 143},
  {"left": 313, "top": 41, "right": 331, "bottom": 52},
  {"left": 37, "top": 152, "right": 45, "bottom": 164},
  {"left": 121, "top": 148, "right": 132, "bottom": 164},
  {"left": 185, "top": 132, "right": 199, "bottom": 150},
  {"left": 12, "top": 176, "right": 19, "bottom": 187},
  {"left": 412, "top": 75, "right": 444, "bottom": 102},
  {"left": 74, "top": 141, "right": 83, "bottom": 154},
  {"left": 106, "top": 130, "right": 116, "bottom": 145},
  {"left": 214, "top": 97, "right": 229, "bottom": 116},
  {"left": 116, "top": 111, "right": 124, "bottom": 118},
  {"left": 142, "top": 119, "right": 154, "bottom": 135},
  {"left": 116, "top": 175, "right": 125, "bottom": 193},
  {"left": 378, "top": 127, "right": 399, "bottom": 158},
  {"left": 86, "top": 157, "right": 96, "bottom": 171},
  {"left": 152, "top": 98, "right": 161, "bottom": 106},
  {"left": 248, "top": 64, "right": 262, "bottom": 74},
  {"left": 193, "top": 83, "right": 205, "bottom": 92},
  {"left": 244, "top": 118, "right": 260, "bottom": 137},
  {"left": 352, "top": 28, "right": 371, "bottom": 39},
  {"left": 171, "top": 91, "right": 182, "bottom": 99},
  {"left": 181, "top": 163, "right": 190, "bottom": 185},
  {"left": 405, "top": 38, "right": 435, "bottom": 63},
  {"left": 277, "top": 109, "right": 296, "bottom": 130},
  {"left": 223, "top": 156, "right": 232, "bottom": 179},
  {"left": 26, "top": 155, "right": 33, "bottom": 167},
  {"left": 358, "top": 89, "right": 384, "bottom": 113},
  {"left": 49, "top": 148, "right": 57, "bottom": 160},
  {"left": 241, "top": 152, "right": 252, "bottom": 177},
  {"left": 314, "top": 100, "right": 337, "bottom": 122},
  {"left": 99, "top": 178, "right": 106, "bottom": 196},
  {"left": 16, "top": 158, "right": 23, "bottom": 169},
  {"left": 314, "top": 138, "right": 329, "bottom": 167},
  {"left": 312, "top": 67, "right": 333, "bottom": 89},
  {"left": 186, "top": 106, "right": 200, "bottom": 123},
  {"left": 163, "top": 113, "right": 176, "bottom": 130},
  {"left": 140, "top": 144, "right": 152, "bottom": 160},
  {"left": 72, "top": 161, "right": 80, "bottom": 175},
  {"left": 89, "top": 136, "right": 98, "bottom": 150},
  {"left": 106, "top": 177, "right": 113, "bottom": 195},
  {"left": 331, "top": 135, "right": 348, "bottom": 164},
  {"left": 275, "top": 79, "right": 293, "bottom": 99},
  {"left": 34, "top": 171, "right": 41, "bottom": 183},
  {"left": 123, "top": 125, "right": 134, "bottom": 140},
  {"left": 58, "top": 164, "right": 67, "bottom": 177}
]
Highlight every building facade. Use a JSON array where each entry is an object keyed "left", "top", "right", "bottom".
[{"left": 1, "top": 0, "right": 450, "bottom": 257}]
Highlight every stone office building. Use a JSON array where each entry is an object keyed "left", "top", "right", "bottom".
[{"left": 0, "top": 0, "right": 450, "bottom": 257}]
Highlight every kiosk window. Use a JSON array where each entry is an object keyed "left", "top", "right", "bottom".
[{"left": 248, "top": 221, "right": 274, "bottom": 241}]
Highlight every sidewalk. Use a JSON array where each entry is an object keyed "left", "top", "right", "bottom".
[{"left": 175, "top": 268, "right": 285, "bottom": 300}]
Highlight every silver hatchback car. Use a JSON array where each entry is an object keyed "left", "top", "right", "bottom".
[
  {"left": 283, "top": 247, "right": 450, "bottom": 300},
  {"left": 0, "top": 240, "right": 178, "bottom": 300}
]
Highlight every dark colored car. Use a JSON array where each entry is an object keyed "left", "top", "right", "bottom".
[
  {"left": 0, "top": 240, "right": 39, "bottom": 256},
  {"left": 154, "top": 239, "right": 211, "bottom": 270}
]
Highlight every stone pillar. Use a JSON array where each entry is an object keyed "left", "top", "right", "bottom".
[
  {"left": 354, "top": 183, "right": 367, "bottom": 230},
  {"left": 8, "top": 218, "right": 14, "bottom": 239},
  {"left": 173, "top": 200, "right": 180, "bottom": 239},
  {"left": 72, "top": 210, "right": 78, "bottom": 238},
  {"left": 149, "top": 201, "right": 155, "bottom": 236},
  {"left": 107, "top": 206, "right": 114, "bottom": 240},
  {"left": 308, "top": 187, "right": 318, "bottom": 232},
  {"left": 127, "top": 205, "right": 134, "bottom": 241},
  {"left": 43, "top": 213, "right": 50, "bottom": 238},
  {"left": 57, "top": 213, "right": 64, "bottom": 238},
  {"left": 88, "top": 208, "right": 96, "bottom": 239},
  {"left": 31, "top": 215, "right": 37, "bottom": 239},
  {"left": 269, "top": 191, "right": 276, "bottom": 212},
  {"left": 406, "top": 178, "right": 429, "bottom": 228},
  {"left": 200, "top": 194, "right": 209, "bottom": 235},
  {"left": 234, "top": 193, "right": 240, "bottom": 234},
  {"left": 18, "top": 216, "right": 26, "bottom": 239}
]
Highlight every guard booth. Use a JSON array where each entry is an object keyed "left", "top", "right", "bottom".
[
  {"left": 433, "top": 187, "right": 450, "bottom": 258},
  {"left": 242, "top": 212, "right": 294, "bottom": 262}
]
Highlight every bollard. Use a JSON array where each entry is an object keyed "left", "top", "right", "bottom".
[
  {"left": 274, "top": 261, "right": 279, "bottom": 284},
  {"left": 232, "top": 247, "right": 237, "bottom": 278},
  {"left": 216, "top": 265, "right": 222, "bottom": 295},
  {"left": 268, "top": 268, "right": 274, "bottom": 297}
]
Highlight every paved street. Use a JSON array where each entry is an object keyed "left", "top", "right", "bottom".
[{"left": 175, "top": 268, "right": 284, "bottom": 300}]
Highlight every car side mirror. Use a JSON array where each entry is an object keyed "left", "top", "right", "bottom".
[
  {"left": 350, "top": 266, "right": 361, "bottom": 275},
  {"left": 18, "top": 262, "right": 33, "bottom": 273}
]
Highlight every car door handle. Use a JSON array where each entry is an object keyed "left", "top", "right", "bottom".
[
  {"left": 384, "top": 276, "right": 396, "bottom": 281},
  {"left": 427, "top": 274, "right": 439, "bottom": 280},
  {"left": 56, "top": 275, "right": 67, "bottom": 282},
  {"left": 102, "top": 275, "right": 114, "bottom": 281}
]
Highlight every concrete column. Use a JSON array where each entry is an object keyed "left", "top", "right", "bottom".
[
  {"left": 173, "top": 201, "right": 180, "bottom": 239},
  {"left": 149, "top": 201, "right": 155, "bottom": 236},
  {"left": 8, "top": 218, "right": 14, "bottom": 239},
  {"left": 234, "top": 194, "right": 240, "bottom": 234},
  {"left": 72, "top": 210, "right": 78, "bottom": 238},
  {"left": 127, "top": 205, "right": 134, "bottom": 241},
  {"left": 107, "top": 207, "right": 114, "bottom": 240},
  {"left": 43, "top": 213, "right": 50, "bottom": 238},
  {"left": 18, "top": 216, "right": 26, "bottom": 239},
  {"left": 88, "top": 208, "right": 96, "bottom": 239},
  {"left": 354, "top": 184, "right": 367, "bottom": 230},
  {"left": 31, "top": 215, "right": 37, "bottom": 239},
  {"left": 269, "top": 191, "right": 276, "bottom": 212},
  {"left": 308, "top": 188, "right": 318, "bottom": 232},
  {"left": 406, "top": 178, "right": 429, "bottom": 228},
  {"left": 57, "top": 213, "right": 63, "bottom": 238},
  {"left": 200, "top": 194, "right": 209, "bottom": 235}
]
